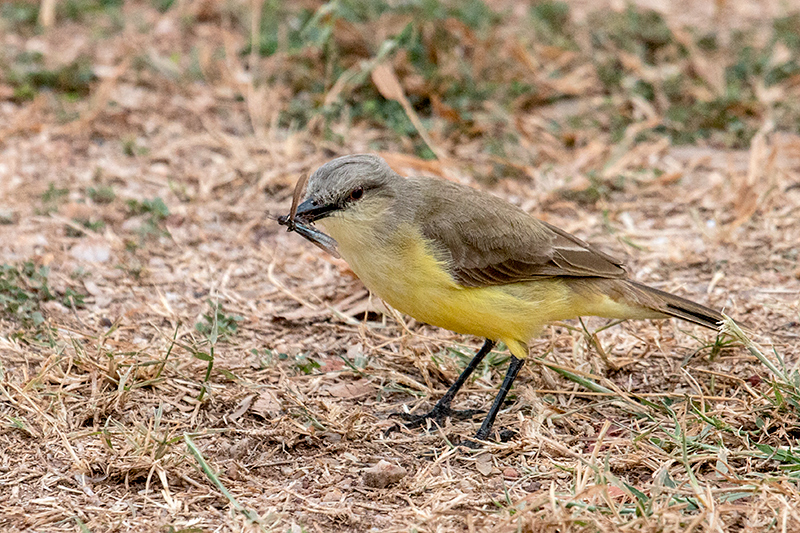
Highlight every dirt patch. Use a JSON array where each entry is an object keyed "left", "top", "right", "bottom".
[{"left": 1, "top": 1, "right": 799, "bottom": 531}]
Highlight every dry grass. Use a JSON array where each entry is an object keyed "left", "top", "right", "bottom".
[{"left": 1, "top": 0, "right": 800, "bottom": 531}]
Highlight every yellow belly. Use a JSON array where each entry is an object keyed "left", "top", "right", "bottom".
[
  {"left": 319, "top": 218, "right": 638, "bottom": 359},
  {"left": 321, "top": 217, "right": 655, "bottom": 358}
]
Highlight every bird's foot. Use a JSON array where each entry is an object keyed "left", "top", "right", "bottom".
[
  {"left": 391, "top": 403, "right": 484, "bottom": 430},
  {"left": 459, "top": 428, "right": 518, "bottom": 449}
]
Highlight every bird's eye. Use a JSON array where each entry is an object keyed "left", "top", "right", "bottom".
[{"left": 349, "top": 186, "right": 364, "bottom": 201}]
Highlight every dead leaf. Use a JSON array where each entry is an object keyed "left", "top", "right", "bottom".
[
  {"left": 251, "top": 390, "right": 281, "bottom": 418},
  {"left": 379, "top": 152, "right": 445, "bottom": 177},
  {"left": 370, "top": 63, "right": 444, "bottom": 160},
  {"left": 475, "top": 453, "right": 493, "bottom": 476},
  {"left": 229, "top": 394, "right": 256, "bottom": 421},
  {"left": 371, "top": 63, "right": 405, "bottom": 102},
  {"left": 326, "top": 379, "right": 375, "bottom": 399}
]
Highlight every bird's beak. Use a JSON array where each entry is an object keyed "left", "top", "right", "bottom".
[{"left": 294, "top": 197, "right": 337, "bottom": 222}]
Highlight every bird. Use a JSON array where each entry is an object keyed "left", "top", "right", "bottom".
[{"left": 278, "top": 154, "right": 723, "bottom": 443}]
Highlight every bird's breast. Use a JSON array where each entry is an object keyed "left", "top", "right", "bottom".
[
  {"left": 318, "top": 218, "right": 544, "bottom": 348},
  {"left": 321, "top": 219, "right": 457, "bottom": 310}
]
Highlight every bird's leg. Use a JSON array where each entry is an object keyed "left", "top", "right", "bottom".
[
  {"left": 395, "top": 339, "right": 495, "bottom": 428},
  {"left": 469, "top": 355, "right": 525, "bottom": 444}
]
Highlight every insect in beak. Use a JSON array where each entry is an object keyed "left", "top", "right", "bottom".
[{"left": 277, "top": 174, "right": 340, "bottom": 258}]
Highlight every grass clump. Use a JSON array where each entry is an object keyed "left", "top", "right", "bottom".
[
  {"left": 0, "top": 1, "right": 39, "bottom": 29},
  {"left": 7, "top": 54, "right": 96, "bottom": 102},
  {"left": 0, "top": 262, "right": 54, "bottom": 330},
  {"left": 125, "top": 197, "right": 170, "bottom": 241},
  {"left": 86, "top": 185, "right": 116, "bottom": 204},
  {"left": 0, "top": 262, "right": 86, "bottom": 340},
  {"left": 194, "top": 299, "right": 242, "bottom": 342}
]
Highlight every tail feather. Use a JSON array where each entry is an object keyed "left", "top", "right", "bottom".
[{"left": 626, "top": 280, "right": 723, "bottom": 330}]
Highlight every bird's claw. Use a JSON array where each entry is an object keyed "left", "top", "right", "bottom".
[{"left": 457, "top": 428, "right": 518, "bottom": 449}]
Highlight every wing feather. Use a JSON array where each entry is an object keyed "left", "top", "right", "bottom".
[{"left": 414, "top": 178, "right": 626, "bottom": 287}]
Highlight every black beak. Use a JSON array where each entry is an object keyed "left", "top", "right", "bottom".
[{"left": 294, "top": 198, "right": 337, "bottom": 222}]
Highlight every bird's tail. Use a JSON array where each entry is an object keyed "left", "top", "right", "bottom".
[{"left": 625, "top": 280, "right": 723, "bottom": 330}]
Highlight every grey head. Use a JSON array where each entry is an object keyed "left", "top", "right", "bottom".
[{"left": 295, "top": 154, "right": 403, "bottom": 222}]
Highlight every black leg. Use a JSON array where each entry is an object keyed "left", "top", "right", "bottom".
[
  {"left": 395, "top": 339, "right": 495, "bottom": 428},
  {"left": 472, "top": 355, "right": 525, "bottom": 442}
]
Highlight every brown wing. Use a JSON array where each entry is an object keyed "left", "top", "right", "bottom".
[{"left": 415, "top": 178, "right": 626, "bottom": 287}]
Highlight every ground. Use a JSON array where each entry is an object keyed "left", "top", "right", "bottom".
[{"left": 1, "top": 1, "right": 800, "bottom": 531}]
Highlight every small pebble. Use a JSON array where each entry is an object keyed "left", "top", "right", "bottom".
[
  {"left": 70, "top": 240, "right": 111, "bottom": 263},
  {"left": 524, "top": 481, "right": 542, "bottom": 492},
  {"left": 502, "top": 467, "right": 518, "bottom": 480},
  {"left": 363, "top": 460, "right": 407, "bottom": 488}
]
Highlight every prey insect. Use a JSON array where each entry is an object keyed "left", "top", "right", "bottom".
[{"left": 277, "top": 173, "right": 340, "bottom": 258}]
